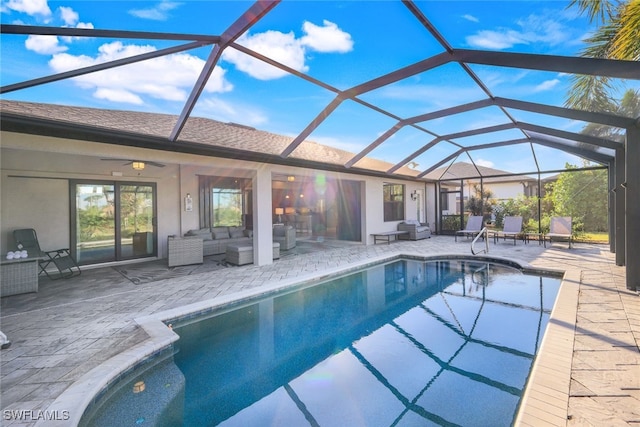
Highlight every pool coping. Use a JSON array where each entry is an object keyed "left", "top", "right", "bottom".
[{"left": 38, "top": 252, "right": 571, "bottom": 426}]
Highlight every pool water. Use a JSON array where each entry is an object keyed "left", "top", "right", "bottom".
[
  {"left": 79, "top": 258, "right": 561, "bottom": 427},
  {"left": 174, "top": 259, "right": 560, "bottom": 426}
]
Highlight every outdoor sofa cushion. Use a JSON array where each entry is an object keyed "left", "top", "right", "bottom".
[
  {"left": 184, "top": 226, "right": 253, "bottom": 256},
  {"left": 398, "top": 221, "right": 430, "bottom": 240}
]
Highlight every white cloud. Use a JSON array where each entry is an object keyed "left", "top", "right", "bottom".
[
  {"left": 223, "top": 30, "right": 307, "bottom": 80},
  {"left": 466, "top": 29, "right": 526, "bottom": 50},
  {"left": 466, "top": 11, "right": 571, "bottom": 50},
  {"left": 128, "top": 1, "right": 181, "bottom": 21},
  {"left": 462, "top": 14, "right": 479, "bottom": 23},
  {"left": 94, "top": 88, "right": 144, "bottom": 104},
  {"left": 58, "top": 6, "right": 77, "bottom": 25},
  {"left": 223, "top": 20, "right": 353, "bottom": 80},
  {"left": 475, "top": 158, "right": 495, "bottom": 168},
  {"left": 515, "top": 14, "right": 567, "bottom": 45},
  {"left": 300, "top": 20, "right": 353, "bottom": 53},
  {"left": 25, "top": 34, "right": 67, "bottom": 54},
  {"left": 534, "top": 79, "right": 560, "bottom": 92},
  {"left": 3, "top": 0, "right": 51, "bottom": 17},
  {"left": 48, "top": 41, "right": 232, "bottom": 105},
  {"left": 56, "top": 6, "right": 94, "bottom": 43},
  {"left": 375, "top": 83, "right": 484, "bottom": 111}
]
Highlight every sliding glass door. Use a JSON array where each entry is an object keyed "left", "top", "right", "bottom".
[{"left": 72, "top": 181, "right": 157, "bottom": 264}]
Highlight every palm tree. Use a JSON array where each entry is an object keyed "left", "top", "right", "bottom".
[
  {"left": 565, "top": 0, "right": 640, "bottom": 111},
  {"left": 580, "top": 89, "right": 640, "bottom": 145}
]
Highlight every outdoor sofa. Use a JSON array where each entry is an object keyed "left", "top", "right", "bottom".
[
  {"left": 184, "top": 226, "right": 253, "bottom": 256},
  {"left": 398, "top": 220, "right": 431, "bottom": 240}
]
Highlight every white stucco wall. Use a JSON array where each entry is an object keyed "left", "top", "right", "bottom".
[
  {"left": 487, "top": 182, "right": 526, "bottom": 201},
  {"left": 1, "top": 130, "right": 432, "bottom": 264},
  {"left": 0, "top": 133, "right": 182, "bottom": 258}
]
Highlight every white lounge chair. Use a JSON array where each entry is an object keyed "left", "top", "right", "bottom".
[
  {"left": 545, "top": 216, "right": 573, "bottom": 248},
  {"left": 492, "top": 216, "right": 523, "bottom": 245},
  {"left": 455, "top": 216, "right": 483, "bottom": 242}
]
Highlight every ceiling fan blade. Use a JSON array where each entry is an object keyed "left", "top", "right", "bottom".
[{"left": 147, "top": 161, "right": 165, "bottom": 168}]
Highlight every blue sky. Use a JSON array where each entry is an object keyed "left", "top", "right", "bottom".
[{"left": 1, "top": 0, "right": 632, "bottom": 175}]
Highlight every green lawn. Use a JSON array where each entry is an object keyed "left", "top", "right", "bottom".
[{"left": 575, "top": 232, "right": 609, "bottom": 244}]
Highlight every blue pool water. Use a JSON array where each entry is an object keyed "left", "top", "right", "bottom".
[{"left": 81, "top": 258, "right": 561, "bottom": 427}]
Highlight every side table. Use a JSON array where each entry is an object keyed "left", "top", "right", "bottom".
[
  {"left": 1, "top": 257, "right": 42, "bottom": 296},
  {"left": 524, "top": 232, "right": 543, "bottom": 245}
]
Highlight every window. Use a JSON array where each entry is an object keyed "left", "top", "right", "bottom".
[
  {"left": 212, "top": 187, "right": 243, "bottom": 226},
  {"left": 383, "top": 183, "right": 404, "bottom": 221},
  {"left": 199, "top": 176, "right": 252, "bottom": 229}
]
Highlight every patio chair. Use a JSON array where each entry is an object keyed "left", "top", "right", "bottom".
[
  {"left": 455, "top": 216, "right": 483, "bottom": 242},
  {"left": 492, "top": 216, "right": 523, "bottom": 245},
  {"left": 545, "top": 217, "right": 573, "bottom": 248},
  {"left": 13, "top": 228, "right": 81, "bottom": 280}
]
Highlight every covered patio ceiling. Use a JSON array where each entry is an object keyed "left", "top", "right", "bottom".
[{"left": 1, "top": 0, "right": 638, "bottom": 181}]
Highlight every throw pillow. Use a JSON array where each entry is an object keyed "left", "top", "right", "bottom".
[
  {"left": 230, "top": 230, "right": 244, "bottom": 238},
  {"left": 213, "top": 230, "right": 230, "bottom": 239}
]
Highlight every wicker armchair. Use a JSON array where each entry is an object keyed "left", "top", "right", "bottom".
[
  {"left": 168, "top": 237, "right": 203, "bottom": 267},
  {"left": 398, "top": 220, "right": 431, "bottom": 240},
  {"left": 273, "top": 225, "right": 296, "bottom": 250}
]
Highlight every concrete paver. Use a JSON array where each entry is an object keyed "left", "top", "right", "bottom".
[{"left": 1, "top": 236, "right": 638, "bottom": 426}]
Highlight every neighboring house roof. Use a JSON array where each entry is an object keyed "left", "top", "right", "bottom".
[
  {"left": 0, "top": 99, "right": 419, "bottom": 179},
  {"left": 425, "top": 162, "right": 537, "bottom": 183}
]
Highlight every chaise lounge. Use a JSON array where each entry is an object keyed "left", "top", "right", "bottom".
[
  {"left": 492, "top": 216, "right": 523, "bottom": 245},
  {"left": 13, "top": 228, "right": 81, "bottom": 280},
  {"left": 455, "top": 216, "right": 483, "bottom": 242},
  {"left": 545, "top": 216, "right": 573, "bottom": 248}
]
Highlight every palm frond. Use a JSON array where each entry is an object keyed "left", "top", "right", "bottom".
[
  {"left": 610, "top": 0, "right": 640, "bottom": 60},
  {"left": 581, "top": 20, "right": 620, "bottom": 57},
  {"left": 565, "top": 75, "right": 615, "bottom": 112},
  {"left": 566, "top": 0, "right": 616, "bottom": 23}
]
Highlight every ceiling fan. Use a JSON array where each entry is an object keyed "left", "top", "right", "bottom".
[{"left": 100, "top": 158, "right": 166, "bottom": 170}]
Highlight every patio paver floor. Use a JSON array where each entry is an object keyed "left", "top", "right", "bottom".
[{"left": 1, "top": 236, "right": 638, "bottom": 426}]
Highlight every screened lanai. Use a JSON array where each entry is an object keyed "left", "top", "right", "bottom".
[{"left": 1, "top": 0, "right": 638, "bottom": 291}]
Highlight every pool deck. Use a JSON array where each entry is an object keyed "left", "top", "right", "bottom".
[{"left": 1, "top": 236, "right": 638, "bottom": 426}]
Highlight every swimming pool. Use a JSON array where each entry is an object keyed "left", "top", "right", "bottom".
[{"left": 80, "top": 258, "right": 561, "bottom": 426}]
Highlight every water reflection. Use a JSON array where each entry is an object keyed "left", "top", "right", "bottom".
[
  {"left": 80, "top": 350, "right": 185, "bottom": 427},
  {"left": 175, "top": 259, "right": 560, "bottom": 426}
]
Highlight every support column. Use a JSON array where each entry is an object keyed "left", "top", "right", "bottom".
[
  {"left": 608, "top": 160, "right": 615, "bottom": 253},
  {"left": 254, "top": 168, "right": 273, "bottom": 266},
  {"left": 625, "top": 126, "right": 639, "bottom": 291},
  {"left": 615, "top": 148, "right": 625, "bottom": 266}
]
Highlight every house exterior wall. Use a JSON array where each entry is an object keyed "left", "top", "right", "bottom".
[
  {"left": 0, "top": 134, "right": 182, "bottom": 259},
  {"left": 1, "top": 130, "right": 431, "bottom": 266},
  {"left": 487, "top": 181, "right": 527, "bottom": 201}
]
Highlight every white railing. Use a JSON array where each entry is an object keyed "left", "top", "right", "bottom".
[{"left": 471, "top": 227, "right": 489, "bottom": 255}]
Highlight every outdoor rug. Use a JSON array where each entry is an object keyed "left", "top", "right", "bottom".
[
  {"left": 113, "top": 239, "right": 353, "bottom": 284},
  {"left": 113, "top": 254, "right": 229, "bottom": 285}
]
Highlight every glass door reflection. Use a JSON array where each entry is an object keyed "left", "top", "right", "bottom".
[
  {"left": 119, "top": 184, "right": 155, "bottom": 259},
  {"left": 73, "top": 181, "right": 156, "bottom": 265},
  {"left": 75, "top": 183, "right": 116, "bottom": 264}
]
